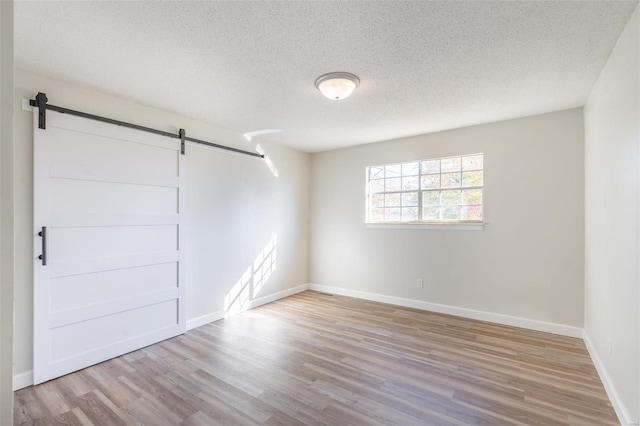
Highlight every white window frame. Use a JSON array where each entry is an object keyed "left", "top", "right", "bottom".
[{"left": 365, "top": 153, "right": 484, "bottom": 229}]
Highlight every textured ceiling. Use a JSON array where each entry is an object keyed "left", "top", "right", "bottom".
[{"left": 15, "top": 1, "right": 638, "bottom": 152}]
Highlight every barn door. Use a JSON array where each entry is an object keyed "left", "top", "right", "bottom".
[{"left": 33, "top": 108, "right": 186, "bottom": 384}]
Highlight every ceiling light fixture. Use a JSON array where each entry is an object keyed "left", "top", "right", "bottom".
[{"left": 315, "top": 72, "right": 360, "bottom": 100}]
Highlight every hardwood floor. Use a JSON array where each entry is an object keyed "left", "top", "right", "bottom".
[{"left": 14, "top": 291, "right": 617, "bottom": 425}]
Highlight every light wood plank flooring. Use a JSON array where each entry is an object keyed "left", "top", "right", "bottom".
[{"left": 14, "top": 291, "right": 617, "bottom": 425}]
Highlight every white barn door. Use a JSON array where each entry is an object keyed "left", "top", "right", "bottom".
[{"left": 33, "top": 109, "right": 186, "bottom": 384}]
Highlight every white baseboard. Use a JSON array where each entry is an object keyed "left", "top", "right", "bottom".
[
  {"left": 186, "top": 283, "right": 310, "bottom": 331},
  {"left": 186, "top": 310, "right": 225, "bottom": 331},
  {"left": 249, "top": 283, "right": 310, "bottom": 310},
  {"left": 13, "top": 370, "right": 33, "bottom": 391},
  {"left": 583, "top": 330, "right": 636, "bottom": 426},
  {"left": 308, "top": 284, "right": 583, "bottom": 338}
]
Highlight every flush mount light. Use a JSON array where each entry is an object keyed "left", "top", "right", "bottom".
[{"left": 315, "top": 72, "right": 360, "bottom": 100}]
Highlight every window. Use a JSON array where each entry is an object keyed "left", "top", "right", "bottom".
[{"left": 366, "top": 154, "right": 483, "bottom": 224}]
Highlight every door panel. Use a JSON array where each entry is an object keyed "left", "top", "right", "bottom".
[
  {"left": 50, "top": 263, "right": 178, "bottom": 312},
  {"left": 50, "top": 299, "right": 178, "bottom": 362},
  {"left": 49, "top": 179, "right": 178, "bottom": 214},
  {"left": 48, "top": 225, "right": 178, "bottom": 261}
]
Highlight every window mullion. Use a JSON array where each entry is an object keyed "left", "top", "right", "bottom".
[{"left": 417, "top": 169, "right": 422, "bottom": 221}]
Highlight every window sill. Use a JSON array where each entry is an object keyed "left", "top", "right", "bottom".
[{"left": 366, "top": 222, "right": 485, "bottom": 231}]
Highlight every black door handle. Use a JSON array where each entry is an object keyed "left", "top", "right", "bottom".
[{"left": 38, "top": 226, "right": 47, "bottom": 266}]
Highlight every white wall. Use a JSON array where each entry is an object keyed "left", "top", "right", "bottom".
[
  {"left": 13, "top": 69, "right": 310, "bottom": 385},
  {"left": 185, "top": 138, "right": 310, "bottom": 326},
  {"left": 0, "top": 0, "right": 14, "bottom": 422},
  {"left": 310, "top": 108, "right": 585, "bottom": 329},
  {"left": 584, "top": 5, "right": 639, "bottom": 424}
]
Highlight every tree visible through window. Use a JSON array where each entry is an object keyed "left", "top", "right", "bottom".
[{"left": 366, "top": 154, "right": 483, "bottom": 223}]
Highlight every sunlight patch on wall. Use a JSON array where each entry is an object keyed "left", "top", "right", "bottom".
[
  {"left": 253, "top": 235, "right": 277, "bottom": 298},
  {"left": 256, "top": 144, "right": 279, "bottom": 178},
  {"left": 223, "top": 235, "right": 277, "bottom": 316}
]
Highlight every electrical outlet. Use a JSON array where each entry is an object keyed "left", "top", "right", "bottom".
[
  {"left": 608, "top": 339, "right": 613, "bottom": 356},
  {"left": 416, "top": 279, "right": 423, "bottom": 288}
]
